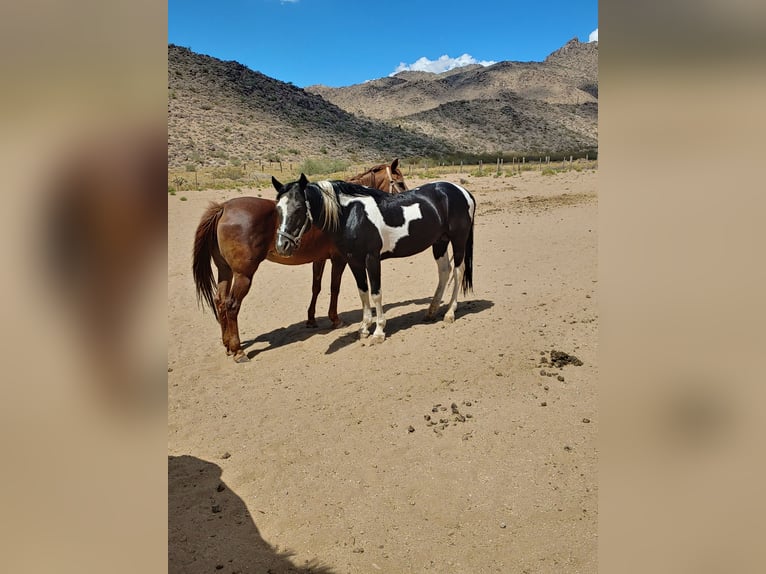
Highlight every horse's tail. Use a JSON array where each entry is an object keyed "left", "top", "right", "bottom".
[
  {"left": 192, "top": 202, "right": 224, "bottom": 316},
  {"left": 462, "top": 217, "right": 474, "bottom": 294}
]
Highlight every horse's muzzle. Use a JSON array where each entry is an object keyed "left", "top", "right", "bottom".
[{"left": 275, "top": 232, "right": 298, "bottom": 256}]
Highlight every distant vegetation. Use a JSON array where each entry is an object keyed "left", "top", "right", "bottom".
[
  {"left": 299, "top": 157, "right": 351, "bottom": 176},
  {"left": 167, "top": 157, "right": 598, "bottom": 192}
]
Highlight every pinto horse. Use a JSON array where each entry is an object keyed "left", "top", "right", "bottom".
[
  {"left": 193, "top": 160, "right": 407, "bottom": 362},
  {"left": 272, "top": 174, "right": 476, "bottom": 343}
]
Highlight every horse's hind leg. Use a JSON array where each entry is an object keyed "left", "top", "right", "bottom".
[
  {"left": 425, "top": 240, "right": 451, "bottom": 321},
  {"left": 306, "top": 259, "right": 326, "bottom": 328},
  {"left": 213, "top": 263, "right": 233, "bottom": 354},
  {"left": 223, "top": 272, "right": 253, "bottom": 362},
  {"left": 444, "top": 244, "right": 466, "bottom": 324}
]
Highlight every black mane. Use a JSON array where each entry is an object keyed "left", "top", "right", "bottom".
[{"left": 327, "top": 180, "right": 391, "bottom": 201}]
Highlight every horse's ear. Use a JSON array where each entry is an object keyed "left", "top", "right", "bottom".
[
  {"left": 298, "top": 173, "right": 309, "bottom": 190},
  {"left": 272, "top": 176, "right": 283, "bottom": 193},
  {"left": 391, "top": 158, "right": 399, "bottom": 171}
]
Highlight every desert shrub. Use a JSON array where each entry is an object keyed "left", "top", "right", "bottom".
[
  {"left": 212, "top": 166, "right": 244, "bottom": 180},
  {"left": 541, "top": 167, "right": 556, "bottom": 176},
  {"left": 299, "top": 157, "right": 350, "bottom": 176}
]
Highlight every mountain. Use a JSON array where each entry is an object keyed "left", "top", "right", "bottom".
[
  {"left": 307, "top": 38, "right": 597, "bottom": 155},
  {"left": 168, "top": 45, "right": 451, "bottom": 168},
  {"left": 167, "top": 39, "right": 597, "bottom": 168}
]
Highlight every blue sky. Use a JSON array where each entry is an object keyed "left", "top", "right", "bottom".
[{"left": 168, "top": 0, "right": 598, "bottom": 88}]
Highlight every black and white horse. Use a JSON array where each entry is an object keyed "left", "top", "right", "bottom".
[{"left": 272, "top": 174, "right": 476, "bottom": 343}]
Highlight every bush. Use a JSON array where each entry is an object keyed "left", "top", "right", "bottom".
[
  {"left": 299, "top": 157, "right": 350, "bottom": 176},
  {"left": 212, "top": 166, "right": 244, "bottom": 180}
]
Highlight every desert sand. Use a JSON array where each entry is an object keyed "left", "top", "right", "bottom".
[{"left": 168, "top": 167, "right": 597, "bottom": 573}]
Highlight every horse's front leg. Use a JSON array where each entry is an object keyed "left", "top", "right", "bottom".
[
  {"left": 306, "top": 259, "right": 325, "bottom": 328},
  {"left": 327, "top": 254, "right": 347, "bottom": 328},
  {"left": 348, "top": 261, "right": 372, "bottom": 339},
  {"left": 366, "top": 253, "right": 386, "bottom": 344}
]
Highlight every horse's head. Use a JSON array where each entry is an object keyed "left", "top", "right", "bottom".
[
  {"left": 272, "top": 173, "right": 312, "bottom": 257},
  {"left": 388, "top": 158, "right": 409, "bottom": 193}
]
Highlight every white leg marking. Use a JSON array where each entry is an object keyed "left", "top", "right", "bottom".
[
  {"left": 370, "top": 291, "right": 386, "bottom": 343},
  {"left": 444, "top": 262, "right": 464, "bottom": 324},
  {"left": 426, "top": 253, "right": 452, "bottom": 319},
  {"left": 358, "top": 288, "right": 372, "bottom": 338}
]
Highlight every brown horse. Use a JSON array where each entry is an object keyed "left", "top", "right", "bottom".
[{"left": 193, "top": 159, "right": 408, "bottom": 362}]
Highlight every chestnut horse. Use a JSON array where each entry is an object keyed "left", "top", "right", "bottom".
[{"left": 193, "top": 159, "right": 407, "bottom": 362}]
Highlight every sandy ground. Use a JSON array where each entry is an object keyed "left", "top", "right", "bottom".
[{"left": 168, "top": 168, "right": 598, "bottom": 573}]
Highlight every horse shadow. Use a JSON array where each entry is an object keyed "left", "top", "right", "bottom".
[
  {"left": 241, "top": 297, "right": 493, "bottom": 359},
  {"left": 242, "top": 296, "right": 435, "bottom": 359},
  {"left": 169, "top": 455, "right": 335, "bottom": 574},
  {"left": 326, "top": 298, "right": 494, "bottom": 354}
]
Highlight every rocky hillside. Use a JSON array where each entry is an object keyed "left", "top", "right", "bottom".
[
  {"left": 168, "top": 45, "right": 451, "bottom": 168},
  {"left": 307, "top": 38, "right": 598, "bottom": 155},
  {"left": 168, "top": 39, "right": 597, "bottom": 168}
]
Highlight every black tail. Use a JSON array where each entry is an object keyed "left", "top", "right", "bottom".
[
  {"left": 192, "top": 202, "right": 224, "bottom": 316},
  {"left": 461, "top": 219, "right": 474, "bottom": 294}
]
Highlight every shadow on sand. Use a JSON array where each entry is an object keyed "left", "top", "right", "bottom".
[
  {"left": 241, "top": 297, "right": 494, "bottom": 359},
  {"left": 326, "top": 298, "right": 494, "bottom": 355},
  {"left": 169, "top": 455, "right": 335, "bottom": 574}
]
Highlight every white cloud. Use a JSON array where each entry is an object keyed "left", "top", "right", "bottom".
[
  {"left": 588, "top": 28, "right": 598, "bottom": 42},
  {"left": 391, "top": 53, "right": 496, "bottom": 76}
]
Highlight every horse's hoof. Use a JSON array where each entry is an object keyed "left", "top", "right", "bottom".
[
  {"left": 359, "top": 330, "right": 370, "bottom": 339},
  {"left": 234, "top": 353, "right": 250, "bottom": 363},
  {"left": 306, "top": 320, "right": 318, "bottom": 329},
  {"left": 369, "top": 333, "right": 386, "bottom": 345},
  {"left": 443, "top": 312, "right": 456, "bottom": 324},
  {"left": 330, "top": 319, "right": 346, "bottom": 329}
]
